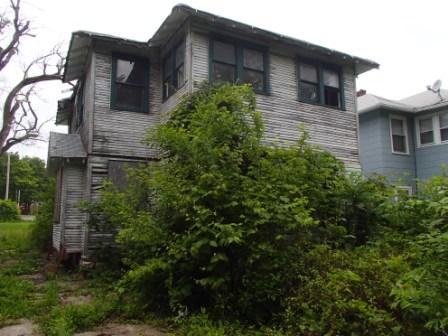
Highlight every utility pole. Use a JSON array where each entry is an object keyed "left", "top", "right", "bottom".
[{"left": 5, "top": 152, "right": 10, "bottom": 200}]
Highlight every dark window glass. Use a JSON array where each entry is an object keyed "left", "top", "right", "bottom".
[
  {"left": 212, "top": 63, "right": 235, "bottom": 83},
  {"left": 211, "top": 39, "right": 268, "bottom": 93},
  {"left": 244, "top": 48, "right": 263, "bottom": 71},
  {"left": 213, "top": 41, "right": 235, "bottom": 64},
  {"left": 163, "top": 42, "right": 185, "bottom": 99},
  {"left": 299, "top": 62, "right": 342, "bottom": 108},
  {"left": 419, "top": 118, "right": 434, "bottom": 145},
  {"left": 112, "top": 55, "right": 148, "bottom": 112},
  {"left": 440, "top": 113, "right": 448, "bottom": 141}
]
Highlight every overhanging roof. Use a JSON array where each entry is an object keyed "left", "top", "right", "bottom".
[
  {"left": 63, "top": 31, "right": 149, "bottom": 82},
  {"left": 358, "top": 89, "right": 448, "bottom": 115},
  {"left": 150, "top": 5, "right": 379, "bottom": 75},
  {"left": 63, "top": 4, "right": 379, "bottom": 82},
  {"left": 47, "top": 132, "right": 87, "bottom": 175}
]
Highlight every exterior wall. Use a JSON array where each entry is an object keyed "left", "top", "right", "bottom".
[
  {"left": 190, "top": 30, "right": 361, "bottom": 165},
  {"left": 359, "top": 110, "right": 416, "bottom": 185},
  {"left": 91, "top": 50, "right": 161, "bottom": 158},
  {"left": 53, "top": 163, "right": 86, "bottom": 253},
  {"left": 415, "top": 143, "right": 448, "bottom": 180}
]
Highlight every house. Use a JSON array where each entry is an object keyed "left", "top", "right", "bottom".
[
  {"left": 47, "top": 4, "right": 378, "bottom": 262},
  {"left": 358, "top": 83, "right": 448, "bottom": 192}
]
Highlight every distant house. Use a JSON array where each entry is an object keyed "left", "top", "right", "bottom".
[
  {"left": 358, "top": 84, "right": 448, "bottom": 191},
  {"left": 47, "top": 4, "right": 378, "bottom": 261}
]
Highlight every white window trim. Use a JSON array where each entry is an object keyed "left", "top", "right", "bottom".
[
  {"left": 394, "top": 185, "right": 412, "bottom": 201},
  {"left": 416, "top": 111, "right": 448, "bottom": 147},
  {"left": 389, "top": 115, "right": 409, "bottom": 155}
]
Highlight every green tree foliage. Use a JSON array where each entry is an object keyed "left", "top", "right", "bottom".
[
  {"left": 93, "top": 83, "right": 381, "bottom": 321},
  {"left": 0, "top": 153, "right": 49, "bottom": 205},
  {"left": 0, "top": 199, "right": 20, "bottom": 221}
]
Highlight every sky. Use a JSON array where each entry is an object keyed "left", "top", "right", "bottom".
[{"left": 5, "top": 0, "right": 448, "bottom": 160}]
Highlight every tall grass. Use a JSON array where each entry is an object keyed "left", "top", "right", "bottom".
[{"left": 0, "top": 221, "right": 32, "bottom": 251}]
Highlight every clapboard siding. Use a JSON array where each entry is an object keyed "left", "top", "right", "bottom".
[
  {"left": 63, "top": 165, "right": 86, "bottom": 253},
  {"left": 92, "top": 51, "right": 160, "bottom": 158},
  {"left": 190, "top": 32, "right": 360, "bottom": 165}
]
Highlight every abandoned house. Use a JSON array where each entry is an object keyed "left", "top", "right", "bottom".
[{"left": 47, "top": 4, "right": 379, "bottom": 261}]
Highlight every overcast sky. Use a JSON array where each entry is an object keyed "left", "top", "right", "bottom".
[{"left": 8, "top": 0, "right": 448, "bottom": 160}]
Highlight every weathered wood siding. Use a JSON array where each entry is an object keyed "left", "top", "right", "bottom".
[
  {"left": 190, "top": 31, "right": 360, "bottom": 165},
  {"left": 61, "top": 164, "right": 86, "bottom": 253},
  {"left": 160, "top": 26, "right": 191, "bottom": 119},
  {"left": 92, "top": 51, "right": 160, "bottom": 158}
]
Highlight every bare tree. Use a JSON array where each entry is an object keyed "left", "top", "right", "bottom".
[{"left": 0, "top": 0, "right": 64, "bottom": 154}]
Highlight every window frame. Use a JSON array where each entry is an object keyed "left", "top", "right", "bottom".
[
  {"left": 416, "top": 111, "right": 448, "bottom": 147},
  {"left": 394, "top": 185, "right": 412, "bottom": 201},
  {"left": 389, "top": 115, "right": 409, "bottom": 155},
  {"left": 162, "top": 41, "right": 186, "bottom": 100},
  {"left": 110, "top": 53, "right": 149, "bottom": 113},
  {"left": 209, "top": 36, "right": 269, "bottom": 95},
  {"left": 75, "top": 81, "right": 84, "bottom": 128},
  {"left": 297, "top": 59, "right": 345, "bottom": 110}
]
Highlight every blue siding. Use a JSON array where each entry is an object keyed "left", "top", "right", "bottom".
[
  {"left": 415, "top": 143, "right": 448, "bottom": 180},
  {"left": 359, "top": 110, "right": 415, "bottom": 185}
]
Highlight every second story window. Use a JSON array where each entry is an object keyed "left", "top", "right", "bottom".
[
  {"left": 417, "top": 111, "right": 448, "bottom": 146},
  {"left": 298, "top": 61, "right": 343, "bottom": 109},
  {"left": 390, "top": 116, "right": 408, "bottom": 154},
  {"left": 210, "top": 38, "right": 268, "bottom": 94},
  {"left": 75, "top": 82, "right": 84, "bottom": 128},
  {"left": 111, "top": 54, "right": 149, "bottom": 113},
  {"left": 163, "top": 42, "right": 185, "bottom": 100}
]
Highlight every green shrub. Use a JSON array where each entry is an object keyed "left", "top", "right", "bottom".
[
  {"left": 0, "top": 200, "right": 20, "bottom": 222},
  {"left": 29, "top": 179, "right": 55, "bottom": 252}
]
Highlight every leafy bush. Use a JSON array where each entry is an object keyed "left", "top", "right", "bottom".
[
  {"left": 29, "top": 178, "right": 55, "bottom": 251},
  {"left": 0, "top": 199, "right": 20, "bottom": 222}
]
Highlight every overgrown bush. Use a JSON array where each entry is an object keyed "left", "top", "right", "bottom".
[
  {"left": 0, "top": 199, "right": 20, "bottom": 222},
  {"left": 29, "top": 178, "right": 55, "bottom": 251}
]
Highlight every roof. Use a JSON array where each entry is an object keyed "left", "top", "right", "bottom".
[
  {"left": 358, "top": 88, "right": 448, "bottom": 114},
  {"left": 47, "top": 132, "right": 87, "bottom": 174},
  {"left": 63, "top": 4, "right": 379, "bottom": 82}
]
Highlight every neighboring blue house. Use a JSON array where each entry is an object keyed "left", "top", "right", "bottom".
[{"left": 358, "top": 85, "right": 448, "bottom": 192}]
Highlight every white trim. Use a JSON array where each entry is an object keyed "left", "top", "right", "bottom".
[
  {"left": 389, "top": 115, "right": 409, "bottom": 155},
  {"left": 394, "top": 185, "right": 412, "bottom": 201}
]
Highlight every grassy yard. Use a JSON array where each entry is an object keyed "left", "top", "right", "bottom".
[{"left": 0, "top": 221, "right": 32, "bottom": 250}]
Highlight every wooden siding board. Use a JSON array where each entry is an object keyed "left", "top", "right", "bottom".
[{"left": 92, "top": 52, "right": 161, "bottom": 158}]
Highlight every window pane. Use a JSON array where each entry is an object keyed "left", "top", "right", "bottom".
[
  {"left": 440, "top": 113, "right": 448, "bottom": 128},
  {"left": 176, "top": 64, "right": 185, "bottom": 88},
  {"left": 212, "top": 62, "right": 235, "bottom": 83},
  {"left": 115, "top": 84, "right": 144, "bottom": 109},
  {"left": 300, "top": 82, "right": 318, "bottom": 101},
  {"left": 300, "top": 63, "right": 317, "bottom": 83},
  {"left": 324, "top": 87, "right": 340, "bottom": 107},
  {"left": 420, "top": 131, "right": 434, "bottom": 145},
  {"left": 244, "top": 48, "right": 264, "bottom": 71},
  {"left": 175, "top": 43, "right": 184, "bottom": 68},
  {"left": 243, "top": 69, "right": 264, "bottom": 91},
  {"left": 213, "top": 41, "right": 235, "bottom": 64},
  {"left": 116, "top": 59, "right": 145, "bottom": 85},
  {"left": 163, "top": 54, "right": 173, "bottom": 77},
  {"left": 441, "top": 128, "right": 448, "bottom": 142},
  {"left": 391, "top": 119, "right": 404, "bottom": 135},
  {"left": 419, "top": 118, "right": 433, "bottom": 132},
  {"left": 323, "top": 69, "right": 339, "bottom": 88},
  {"left": 392, "top": 135, "right": 406, "bottom": 152}
]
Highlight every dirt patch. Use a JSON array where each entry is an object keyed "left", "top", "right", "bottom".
[
  {"left": 61, "top": 293, "right": 93, "bottom": 305},
  {"left": 0, "top": 319, "right": 42, "bottom": 336},
  {"left": 74, "top": 323, "right": 168, "bottom": 336},
  {"left": 0, "top": 259, "right": 18, "bottom": 269}
]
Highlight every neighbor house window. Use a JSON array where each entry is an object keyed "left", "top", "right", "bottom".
[
  {"left": 210, "top": 38, "right": 268, "bottom": 94},
  {"left": 298, "top": 61, "right": 343, "bottom": 109},
  {"left": 163, "top": 42, "right": 185, "bottom": 99},
  {"left": 440, "top": 112, "right": 448, "bottom": 142},
  {"left": 418, "top": 117, "right": 434, "bottom": 145},
  {"left": 416, "top": 111, "right": 448, "bottom": 146},
  {"left": 111, "top": 54, "right": 149, "bottom": 112},
  {"left": 390, "top": 116, "right": 408, "bottom": 154},
  {"left": 394, "top": 186, "right": 412, "bottom": 201}
]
